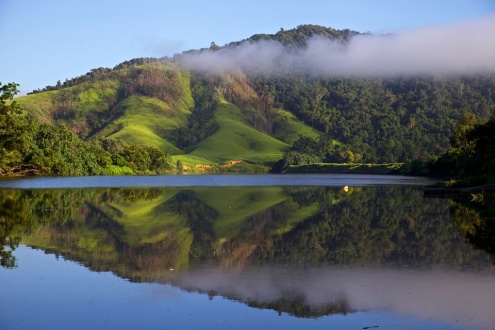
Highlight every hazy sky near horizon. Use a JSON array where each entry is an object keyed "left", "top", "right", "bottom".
[{"left": 1, "top": 0, "right": 494, "bottom": 94}]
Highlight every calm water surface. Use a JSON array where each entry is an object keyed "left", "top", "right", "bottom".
[
  {"left": 0, "top": 173, "right": 432, "bottom": 188},
  {"left": 1, "top": 175, "right": 493, "bottom": 330}
]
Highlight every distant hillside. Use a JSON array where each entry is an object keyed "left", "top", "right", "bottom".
[
  {"left": 15, "top": 24, "right": 495, "bottom": 173},
  {"left": 20, "top": 63, "right": 194, "bottom": 154}
]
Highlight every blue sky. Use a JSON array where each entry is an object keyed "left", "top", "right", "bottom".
[{"left": 1, "top": 0, "right": 494, "bottom": 94}]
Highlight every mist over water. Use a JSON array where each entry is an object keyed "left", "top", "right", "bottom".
[{"left": 183, "top": 15, "right": 495, "bottom": 77}]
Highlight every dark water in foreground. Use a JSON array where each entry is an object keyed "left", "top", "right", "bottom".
[{"left": 0, "top": 175, "right": 494, "bottom": 329}]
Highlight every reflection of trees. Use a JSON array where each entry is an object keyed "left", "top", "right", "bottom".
[
  {"left": 24, "top": 188, "right": 195, "bottom": 282},
  {"left": 11, "top": 188, "right": 219, "bottom": 280},
  {"left": 0, "top": 190, "right": 28, "bottom": 267},
  {"left": 164, "top": 191, "right": 218, "bottom": 262},
  {"left": 247, "top": 296, "right": 352, "bottom": 318},
  {"left": 0, "top": 188, "right": 168, "bottom": 270},
  {"left": 216, "top": 197, "right": 315, "bottom": 268},
  {"left": 216, "top": 207, "right": 281, "bottom": 268},
  {"left": 450, "top": 194, "right": 495, "bottom": 264},
  {"left": 3, "top": 186, "right": 494, "bottom": 275},
  {"left": 203, "top": 288, "right": 354, "bottom": 318},
  {"left": 465, "top": 221, "right": 495, "bottom": 263},
  {"left": 0, "top": 189, "right": 88, "bottom": 267},
  {"left": 254, "top": 187, "right": 492, "bottom": 269}
]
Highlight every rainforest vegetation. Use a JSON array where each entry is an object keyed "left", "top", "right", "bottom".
[{"left": 1, "top": 24, "right": 494, "bottom": 177}]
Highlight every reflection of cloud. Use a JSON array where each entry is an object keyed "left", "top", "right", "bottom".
[
  {"left": 183, "top": 15, "right": 495, "bottom": 77},
  {"left": 172, "top": 266, "right": 495, "bottom": 328},
  {"left": 149, "top": 284, "right": 182, "bottom": 301}
]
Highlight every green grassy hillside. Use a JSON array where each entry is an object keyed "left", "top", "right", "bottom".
[
  {"left": 16, "top": 61, "right": 307, "bottom": 172},
  {"left": 190, "top": 101, "right": 289, "bottom": 164},
  {"left": 171, "top": 105, "right": 315, "bottom": 172},
  {"left": 275, "top": 108, "right": 321, "bottom": 144},
  {"left": 18, "top": 79, "right": 121, "bottom": 136},
  {"left": 96, "top": 95, "right": 187, "bottom": 155},
  {"left": 16, "top": 90, "right": 58, "bottom": 125},
  {"left": 18, "top": 63, "right": 195, "bottom": 155}
]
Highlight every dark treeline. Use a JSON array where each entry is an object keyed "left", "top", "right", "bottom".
[
  {"left": 29, "top": 67, "right": 113, "bottom": 94},
  {"left": 175, "top": 74, "right": 219, "bottom": 149},
  {"left": 429, "top": 111, "right": 495, "bottom": 183},
  {"left": 28, "top": 58, "right": 168, "bottom": 95},
  {"left": 246, "top": 297, "right": 352, "bottom": 319},
  {"left": 244, "top": 24, "right": 360, "bottom": 45},
  {"left": 117, "top": 65, "right": 183, "bottom": 105}
]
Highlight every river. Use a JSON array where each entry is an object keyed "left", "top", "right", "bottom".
[{"left": 0, "top": 174, "right": 493, "bottom": 329}]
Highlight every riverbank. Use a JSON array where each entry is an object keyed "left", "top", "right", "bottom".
[
  {"left": 282, "top": 163, "right": 404, "bottom": 175},
  {"left": 424, "top": 183, "right": 495, "bottom": 211},
  {"left": 424, "top": 183, "right": 495, "bottom": 195}
]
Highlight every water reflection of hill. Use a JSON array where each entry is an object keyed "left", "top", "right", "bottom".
[
  {"left": 1, "top": 185, "right": 494, "bottom": 318},
  {"left": 2, "top": 186, "right": 494, "bottom": 271}
]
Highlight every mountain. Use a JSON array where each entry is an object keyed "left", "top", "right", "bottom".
[{"left": 12, "top": 25, "right": 495, "bottom": 174}]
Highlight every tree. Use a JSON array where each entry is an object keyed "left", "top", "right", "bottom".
[
  {"left": 121, "top": 145, "right": 172, "bottom": 173},
  {"left": 210, "top": 42, "right": 220, "bottom": 51},
  {"left": 0, "top": 82, "right": 33, "bottom": 173},
  {"left": 176, "top": 160, "right": 184, "bottom": 173},
  {"left": 429, "top": 112, "right": 495, "bottom": 179}
]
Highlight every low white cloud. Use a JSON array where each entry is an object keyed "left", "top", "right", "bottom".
[{"left": 182, "top": 15, "right": 495, "bottom": 77}]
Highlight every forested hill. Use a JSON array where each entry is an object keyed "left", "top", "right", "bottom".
[{"left": 6, "top": 24, "right": 495, "bottom": 175}]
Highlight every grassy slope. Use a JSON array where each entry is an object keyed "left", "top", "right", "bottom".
[
  {"left": 72, "top": 80, "right": 120, "bottom": 114},
  {"left": 276, "top": 108, "right": 322, "bottom": 144},
  {"left": 17, "top": 91, "right": 58, "bottom": 124},
  {"left": 99, "top": 95, "right": 186, "bottom": 155},
  {"left": 18, "top": 80, "right": 120, "bottom": 128},
  {"left": 17, "top": 64, "right": 193, "bottom": 156},
  {"left": 94, "top": 66, "right": 194, "bottom": 155},
  {"left": 189, "top": 102, "right": 290, "bottom": 164}
]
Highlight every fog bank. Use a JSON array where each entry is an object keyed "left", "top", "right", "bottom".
[{"left": 183, "top": 15, "right": 495, "bottom": 77}]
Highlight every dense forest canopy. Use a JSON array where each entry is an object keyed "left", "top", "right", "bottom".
[{"left": 2, "top": 24, "right": 494, "bottom": 175}]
